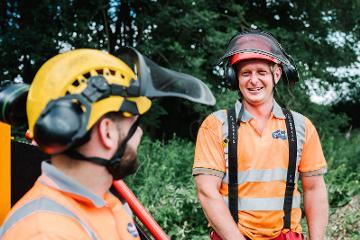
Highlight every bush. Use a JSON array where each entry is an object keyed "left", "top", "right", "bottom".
[
  {"left": 126, "top": 136, "right": 208, "bottom": 239},
  {"left": 323, "top": 131, "right": 360, "bottom": 208}
]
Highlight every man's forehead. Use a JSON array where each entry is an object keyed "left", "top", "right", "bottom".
[{"left": 237, "top": 59, "right": 273, "bottom": 70}]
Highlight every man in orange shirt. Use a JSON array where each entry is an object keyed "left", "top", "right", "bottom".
[
  {"left": 0, "top": 48, "right": 215, "bottom": 239},
  {"left": 193, "top": 31, "right": 328, "bottom": 240}
]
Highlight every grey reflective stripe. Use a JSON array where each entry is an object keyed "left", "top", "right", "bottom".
[
  {"left": 292, "top": 111, "right": 305, "bottom": 166},
  {"left": 213, "top": 110, "right": 227, "bottom": 124},
  {"left": 193, "top": 167, "right": 225, "bottom": 178},
  {"left": 222, "top": 168, "right": 299, "bottom": 184},
  {"left": 0, "top": 197, "right": 97, "bottom": 240},
  {"left": 223, "top": 195, "right": 301, "bottom": 211},
  {"left": 213, "top": 110, "right": 229, "bottom": 164},
  {"left": 213, "top": 110, "right": 228, "bottom": 140}
]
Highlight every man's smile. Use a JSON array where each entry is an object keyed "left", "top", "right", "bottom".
[{"left": 247, "top": 87, "right": 264, "bottom": 92}]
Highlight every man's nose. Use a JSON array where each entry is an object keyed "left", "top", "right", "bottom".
[{"left": 249, "top": 72, "right": 258, "bottom": 84}]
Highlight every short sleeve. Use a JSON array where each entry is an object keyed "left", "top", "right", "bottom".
[
  {"left": 298, "top": 117, "right": 327, "bottom": 176},
  {"left": 192, "top": 114, "right": 226, "bottom": 179}
]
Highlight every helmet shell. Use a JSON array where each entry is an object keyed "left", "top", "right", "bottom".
[
  {"left": 27, "top": 49, "right": 151, "bottom": 139},
  {"left": 218, "top": 32, "right": 291, "bottom": 66}
]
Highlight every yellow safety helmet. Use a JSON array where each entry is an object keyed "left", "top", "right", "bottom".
[{"left": 27, "top": 49, "right": 151, "bottom": 154}]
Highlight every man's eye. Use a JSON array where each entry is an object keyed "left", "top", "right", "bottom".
[
  {"left": 241, "top": 72, "right": 250, "bottom": 77},
  {"left": 258, "top": 71, "right": 267, "bottom": 76}
]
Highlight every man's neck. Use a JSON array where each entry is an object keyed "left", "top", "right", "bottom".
[
  {"left": 242, "top": 99, "right": 274, "bottom": 121},
  {"left": 51, "top": 154, "right": 113, "bottom": 197}
]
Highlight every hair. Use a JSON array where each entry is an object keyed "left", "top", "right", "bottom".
[{"left": 104, "top": 111, "right": 125, "bottom": 122}]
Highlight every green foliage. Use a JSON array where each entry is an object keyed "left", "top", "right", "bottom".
[
  {"left": 327, "top": 195, "right": 360, "bottom": 239},
  {"left": 126, "top": 136, "right": 208, "bottom": 239},
  {"left": 323, "top": 131, "right": 360, "bottom": 208},
  {"left": 275, "top": 83, "right": 349, "bottom": 139}
]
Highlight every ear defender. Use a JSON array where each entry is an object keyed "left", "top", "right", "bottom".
[
  {"left": 224, "top": 62, "right": 239, "bottom": 91},
  {"left": 33, "top": 98, "right": 87, "bottom": 153},
  {"left": 281, "top": 55, "right": 300, "bottom": 85}
]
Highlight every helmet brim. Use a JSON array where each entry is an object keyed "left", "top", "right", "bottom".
[{"left": 230, "top": 52, "right": 280, "bottom": 65}]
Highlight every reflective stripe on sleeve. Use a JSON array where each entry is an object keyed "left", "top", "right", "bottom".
[
  {"left": 222, "top": 195, "right": 301, "bottom": 211},
  {"left": 300, "top": 167, "right": 327, "bottom": 177},
  {"left": 0, "top": 197, "right": 98, "bottom": 240},
  {"left": 192, "top": 167, "right": 225, "bottom": 179},
  {"left": 222, "top": 168, "right": 299, "bottom": 184}
]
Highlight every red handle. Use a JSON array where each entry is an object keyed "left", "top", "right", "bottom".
[{"left": 113, "top": 180, "right": 170, "bottom": 240}]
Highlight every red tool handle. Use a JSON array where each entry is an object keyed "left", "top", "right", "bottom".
[{"left": 113, "top": 180, "right": 170, "bottom": 240}]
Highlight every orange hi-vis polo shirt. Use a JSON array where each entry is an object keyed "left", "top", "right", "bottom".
[
  {"left": 193, "top": 100, "right": 327, "bottom": 240},
  {"left": 0, "top": 161, "right": 140, "bottom": 240}
]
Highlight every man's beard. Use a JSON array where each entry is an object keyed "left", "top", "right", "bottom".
[
  {"left": 116, "top": 157, "right": 139, "bottom": 179},
  {"left": 112, "top": 143, "right": 140, "bottom": 180}
]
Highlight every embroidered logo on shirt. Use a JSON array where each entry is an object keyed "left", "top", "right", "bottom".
[
  {"left": 272, "top": 130, "right": 287, "bottom": 140},
  {"left": 127, "top": 223, "right": 139, "bottom": 238}
]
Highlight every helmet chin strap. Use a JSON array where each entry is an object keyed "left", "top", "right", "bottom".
[{"left": 65, "top": 117, "right": 141, "bottom": 180}]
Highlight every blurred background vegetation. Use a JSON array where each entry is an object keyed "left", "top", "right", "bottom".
[{"left": 1, "top": 1, "right": 359, "bottom": 239}]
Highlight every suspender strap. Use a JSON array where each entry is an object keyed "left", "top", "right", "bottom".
[
  {"left": 227, "top": 106, "right": 243, "bottom": 223},
  {"left": 227, "top": 107, "right": 238, "bottom": 223},
  {"left": 282, "top": 108, "right": 298, "bottom": 229}
]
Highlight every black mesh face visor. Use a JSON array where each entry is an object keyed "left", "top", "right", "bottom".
[
  {"left": 118, "top": 47, "right": 216, "bottom": 106},
  {"left": 217, "top": 31, "right": 299, "bottom": 84}
]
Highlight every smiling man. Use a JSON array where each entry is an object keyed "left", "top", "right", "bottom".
[{"left": 193, "top": 31, "right": 328, "bottom": 240}]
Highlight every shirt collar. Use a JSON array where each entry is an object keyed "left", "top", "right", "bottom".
[
  {"left": 235, "top": 99, "right": 286, "bottom": 122},
  {"left": 272, "top": 100, "right": 286, "bottom": 119},
  {"left": 39, "top": 161, "right": 106, "bottom": 208}
]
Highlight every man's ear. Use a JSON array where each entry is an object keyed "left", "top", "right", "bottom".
[
  {"left": 97, "top": 117, "right": 116, "bottom": 149},
  {"left": 274, "top": 64, "right": 282, "bottom": 84}
]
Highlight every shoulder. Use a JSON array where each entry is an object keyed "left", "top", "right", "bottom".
[
  {"left": 1, "top": 197, "right": 89, "bottom": 240},
  {"left": 201, "top": 110, "right": 227, "bottom": 128},
  {"left": 196, "top": 110, "right": 228, "bottom": 138}
]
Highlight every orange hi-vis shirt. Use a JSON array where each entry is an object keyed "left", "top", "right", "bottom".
[
  {"left": 193, "top": 100, "right": 327, "bottom": 240},
  {"left": 0, "top": 161, "right": 140, "bottom": 240}
]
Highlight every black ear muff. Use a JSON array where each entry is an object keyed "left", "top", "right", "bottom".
[
  {"left": 281, "top": 53, "right": 300, "bottom": 84},
  {"left": 34, "top": 98, "right": 86, "bottom": 154},
  {"left": 282, "top": 63, "right": 300, "bottom": 85},
  {"left": 224, "top": 63, "right": 239, "bottom": 91},
  {"left": 0, "top": 82, "right": 29, "bottom": 125}
]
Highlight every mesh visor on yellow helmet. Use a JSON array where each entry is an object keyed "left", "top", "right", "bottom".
[{"left": 119, "top": 47, "right": 216, "bottom": 105}]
